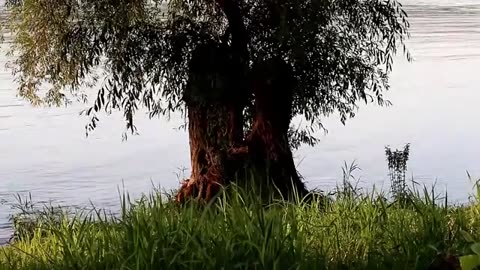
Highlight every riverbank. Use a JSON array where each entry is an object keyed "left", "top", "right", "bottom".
[{"left": 0, "top": 183, "right": 480, "bottom": 270}]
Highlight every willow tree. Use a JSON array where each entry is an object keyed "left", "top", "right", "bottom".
[{"left": 4, "top": 0, "right": 410, "bottom": 201}]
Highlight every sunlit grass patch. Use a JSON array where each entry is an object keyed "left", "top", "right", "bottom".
[{"left": 1, "top": 180, "right": 480, "bottom": 270}]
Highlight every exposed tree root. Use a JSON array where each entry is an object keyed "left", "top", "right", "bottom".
[{"left": 176, "top": 176, "right": 222, "bottom": 203}]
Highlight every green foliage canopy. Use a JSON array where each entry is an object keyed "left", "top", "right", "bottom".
[{"left": 3, "top": 0, "right": 410, "bottom": 142}]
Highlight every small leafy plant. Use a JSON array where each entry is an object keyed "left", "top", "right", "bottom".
[
  {"left": 385, "top": 143, "right": 411, "bottom": 202},
  {"left": 460, "top": 243, "right": 480, "bottom": 270}
]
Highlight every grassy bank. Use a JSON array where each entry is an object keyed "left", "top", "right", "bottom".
[{"left": 1, "top": 183, "right": 480, "bottom": 270}]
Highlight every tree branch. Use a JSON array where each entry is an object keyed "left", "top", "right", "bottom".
[{"left": 215, "top": 0, "right": 248, "bottom": 58}]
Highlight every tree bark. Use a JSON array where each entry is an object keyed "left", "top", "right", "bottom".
[
  {"left": 218, "top": 0, "right": 249, "bottom": 147},
  {"left": 176, "top": 1, "right": 308, "bottom": 203},
  {"left": 176, "top": 0, "right": 250, "bottom": 203},
  {"left": 245, "top": 58, "right": 308, "bottom": 199},
  {"left": 176, "top": 41, "right": 246, "bottom": 203},
  {"left": 176, "top": 103, "right": 228, "bottom": 202}
]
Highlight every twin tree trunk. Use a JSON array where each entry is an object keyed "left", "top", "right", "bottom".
[
  {"left": 175, "top": 0, "right": 308, "bottom": 203},
  {"left": 176, "top": 50, "right": 307, "bottom": 202}
]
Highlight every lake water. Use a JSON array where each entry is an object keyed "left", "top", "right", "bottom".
[{"left": 1, "top": 0, "right": 479, "bottom": 243}]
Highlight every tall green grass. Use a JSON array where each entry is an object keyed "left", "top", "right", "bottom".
[{"left": 1, "top": 180, "right": 480, "bottom": 270}]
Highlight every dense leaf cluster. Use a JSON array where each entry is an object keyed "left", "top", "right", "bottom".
[{"left": 3, "top": 0, "right": 409, "bottom": 144}]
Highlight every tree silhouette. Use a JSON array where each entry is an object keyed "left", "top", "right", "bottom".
[{"left": 4, "top": 0, "right": 410, "bottom": 201}]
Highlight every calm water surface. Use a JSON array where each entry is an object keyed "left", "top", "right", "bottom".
[{"left": 1, "top": 0, "right": 480, "bottom": 243}]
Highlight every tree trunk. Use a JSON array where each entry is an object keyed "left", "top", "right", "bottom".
[
  {"left": 176, "top": 103, "right": 228, "bottom": 202},
  {"left": 245, "top": 58, "right": 308, "bottom": 199},
  {"left": 176, "top": 1, "right": 307, "bottom": 203},
  {"left": 176, "top": 42, "right": 246, "bottom": 203},
  {"left": 176, "top": 0, "right": 251, "bottom": 203}
]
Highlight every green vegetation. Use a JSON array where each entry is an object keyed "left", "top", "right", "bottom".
[
  {"left": 1, "top": 179, "right": 480, "bottom": 270},
  {"left": 2, "top": 0, "right": 411, "bottom": 201},
  {"left": 460, "top": 243, "right": 480, "bottom": 270}
]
